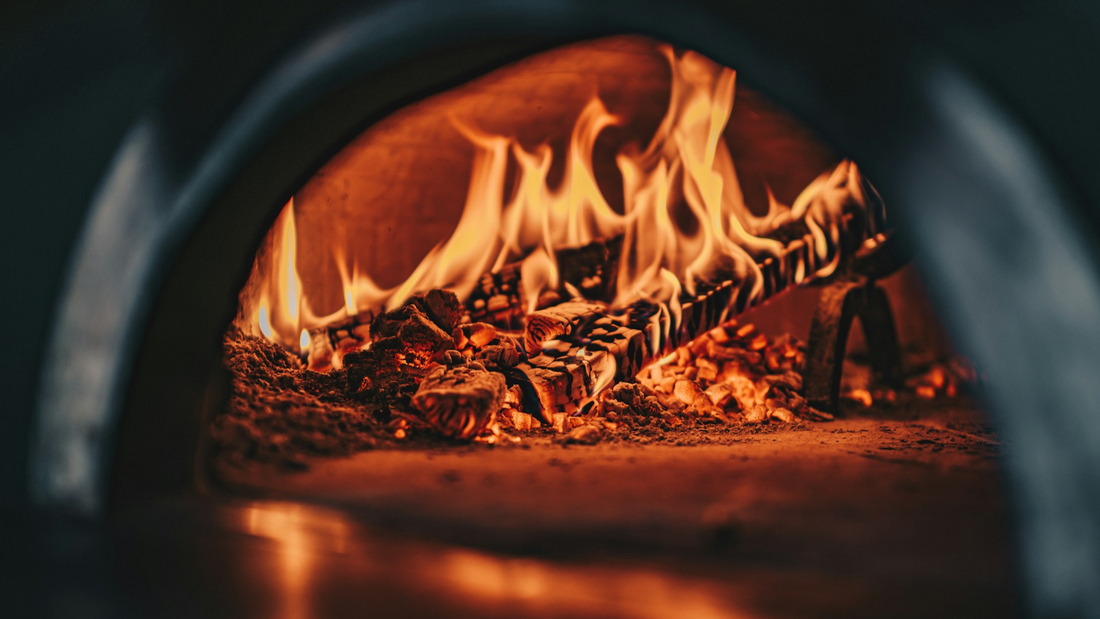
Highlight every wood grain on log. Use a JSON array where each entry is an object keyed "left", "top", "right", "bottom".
[
  {"left": 524, "top": 300, "right": 604, "bottom": 355},
  {"left": 465, "top": 236, "right": 625, "bottom": 328},
  {"left": 411, "top": 365, "right": 507, "bottom": 439}
]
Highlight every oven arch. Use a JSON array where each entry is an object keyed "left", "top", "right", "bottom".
[{"left": 29, "top": 2, "right": 1100, "bottom": 616}]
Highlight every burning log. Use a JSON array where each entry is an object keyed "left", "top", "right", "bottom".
[
  {"left": 451, "top": 322, "right": 524, "bottom": 369},
  {"left": 466, "top": 206, "right": 868, "bottom": 425},
  {"left": 513, "top": 303, "right": 672, "bottom": 422},
  {"left": 516, "top": 296, "right": 725, "bottom": 421},
  {"left": 514, "top": 277, "right": 753, "bottom": 421},
  {"left": 555, "top": 235, "right": 623, "bottom": 302},
  {"left": 406, "top": 289, "right": 465, "bottom": 333},
  {"left": 466, "top": 236, "right": 626, "bottom": 329},
  {"left": 466, "top": 268, "right": 526, "bottom": 330},
  {"left": 411, "top": 364, "right": 507, "bottom": 439},
  {"left": 581, "top": 316, "right": 650, "bottom": 379},
  {"left": 524, "top": 300, "right": 605, "bottom": 355},
  {"left": 512, "top": 347, "right": 610, "bottom": 420}
]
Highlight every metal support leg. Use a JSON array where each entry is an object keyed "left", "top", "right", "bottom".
[{"left": 804, "top": 277, "right": 901, "bottom": 414}]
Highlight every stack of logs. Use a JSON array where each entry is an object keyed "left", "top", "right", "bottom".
[
  {"left": 304, "top": 199, "right": 884, "bottom": 440},
  {"left": 335, "top": 284, "right": 832, "bottom": 442}
]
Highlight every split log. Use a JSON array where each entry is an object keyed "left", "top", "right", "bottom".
[
  {"left": 465, "top": 203, "right": 864, "bottom": 331},
  {"left": 411, "top": 365, "right": 507, "bottom": 439},
  {"left": 512, "top": 346, "right": 609, "bottom": 420},
  {"left": 465, "top": 235, "right": 625, "bottom": 328},
  {"left": 342, "top": 198, "right": 875, "bottom": 424},
  {"left": 508, "top": 210, "right": 870, "bottom": 422},
  {"left": 577, "top": 316, "right": 650, "bottom": 379},
  {"left": 523, "top": 300, "right": 604, "bottom": 355},
  {"left": 555, "top": 235, "right": 623, "bottom": 302},
  {"left": 515, "top": 302, "right": 677, "bottom": 421}
]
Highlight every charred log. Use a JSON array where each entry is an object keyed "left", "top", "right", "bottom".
[
  {"left": 412, "top": 364, "right": 507, "bottom": 439},
  {"left": 524, "top": 300, "right": 604, "bottom": 355}
]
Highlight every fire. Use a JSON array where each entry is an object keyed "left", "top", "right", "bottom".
[
  {"left": 249, "top": 199, "right": 307, "bottom": 347},
  {"left": 258, "top": 300, "right": 273, "bottom": 339},
  {"left": 240, "top": 43, "right": 880, "bottom": 363},
  {"left": 846, "top": 388, "right": 874, "bottom": 408}
]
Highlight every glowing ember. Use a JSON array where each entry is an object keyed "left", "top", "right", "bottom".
[{"left": 846, "top": 388, "right": 874, "bottom": 408}]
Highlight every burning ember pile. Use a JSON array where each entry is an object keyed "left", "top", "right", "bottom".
[{"left": 210, "top": 40, "right": 969, "bottom": 467}]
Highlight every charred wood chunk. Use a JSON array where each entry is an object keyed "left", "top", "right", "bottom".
[
  {"left": 370, "top": 304, "right": 455, "bottom": 366},
  {"left": 580, "top": 317, "right": 648, "bottom": 379},
  {"left": 475, "top": 340, "right": 521, "bottom": 368},
  {"left": 441, "top": 350, "right": 467, "bottom": 366},
  {"left": 343, "top": 339, "right": 409, "bottom": 396},
  {"left": 513, "top": 363, "right": 569, "bottom": 421},
  {"left": 323, "top": 313, "right": 374, "bottom": 345},
  {"left": 514, "top": 356, "right": 587, "bottom": 421},
  {"left": 454, "top": 322, "right": 498, "bottom": 350},
  {"left": 556, "top": 235, "right": 623, "bottom": 302},
  {"left": 411, "top": 365, "right": 507, "bottom": 439},
  {"left": 524, "top": 301, "right": 604, "bottom": 355},
  {"left": 598, "top": 382, "right": 668, "bottom": 418},
  {"left": 466, "top": 268, "right": 526, "bottom": 330},
  {"left": 371, "top": 304, "right": 423, "bottom": 339},
  {"left": 344, "top": 304, "right": 455, "bottom": 398},
  {"left": 407, "top": 289, "right": 464, "bottom": 333},
  {"left": 514, "top": 345, "right": 614, "bottom": 422}
]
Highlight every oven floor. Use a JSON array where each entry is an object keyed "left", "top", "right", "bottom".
[{"left": 201, "top": 397, "right": 1019, "bottom": 619}]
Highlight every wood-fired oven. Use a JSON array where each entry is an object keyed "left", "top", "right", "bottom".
[{"left": 5, "top": 1, "right": 1100, "bottom": 618}]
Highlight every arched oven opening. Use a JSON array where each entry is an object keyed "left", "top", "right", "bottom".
[{"left": 30, "top": 4, "right": 1100, "bottom": 618}]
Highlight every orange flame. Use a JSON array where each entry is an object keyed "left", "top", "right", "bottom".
[
  {"left": 250, "top": 199, "right": 307, "bottom": 347},
  {"left": 243, "top": 44, "right": 878, "bottom": 362}
]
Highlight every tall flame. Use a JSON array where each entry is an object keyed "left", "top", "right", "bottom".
[
  {"left": 244, "top": 44, "right": 879, "bottom": 358},
  {"left": 252, "top": 199, "right": 307, "bottom": 348}
]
